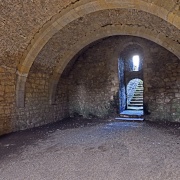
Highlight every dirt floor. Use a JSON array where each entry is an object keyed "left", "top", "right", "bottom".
[{"left": 0, "top": 118, "right": 180, "bottom": 180}]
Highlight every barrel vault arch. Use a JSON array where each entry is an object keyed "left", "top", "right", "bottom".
[
  {"left": 50, "top": 25, "right": 180, "bottom": 104},
  {"left": 16, "top": 0, "right": 180, "bottom": 107}
]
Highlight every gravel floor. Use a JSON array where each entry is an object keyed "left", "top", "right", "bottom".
[{"left": 0, "top": 118, "right": 180, "bottom": 180}]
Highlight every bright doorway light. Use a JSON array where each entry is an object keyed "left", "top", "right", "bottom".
[{"left": 133, "top": 55, "right": 140, "bottom": 71}]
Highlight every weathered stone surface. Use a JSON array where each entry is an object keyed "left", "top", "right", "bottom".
[
  {"left": 0, "top": 1, "right": 180, "bottom": 136},
  {"left": 144, "top": 44, "right": 180, "bottom": 122},
  {"left": 65, "top": 36, "right": 180, "bottom": 121},
  {"left": 33, "top": 9, "right": 180, "bottom": 73}
]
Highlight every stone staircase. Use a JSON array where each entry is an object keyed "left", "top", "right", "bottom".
[
  {"left": 116, "top": 81, "right": 144, "bottom": 121},
  {"left": 127, "top": 81, "right": 143, "bottom": 110}
]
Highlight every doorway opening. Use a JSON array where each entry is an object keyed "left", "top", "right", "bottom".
[
  {"left": 126, "top": 79, "right": 143, "bottom": 110},
  {"left": 118, "top": 44, "right": 144, "bottom": 119}
]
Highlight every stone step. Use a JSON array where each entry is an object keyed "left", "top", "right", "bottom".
[
  {"left": 133, "top": 93, "right": 143, "bottom": 95},
  {"left": 130, "top": 100, "right": 143, "bottom": 102},
  {"left": 130, "top": 103, "right": 143, "bottom": 105},
  {"left": 131, "top": 96, "right": 143, "bottom": 100},
  {"left": 133, "top": 95, "right": 143, "bottom": 97},
  {"left": 128, "top": 104, "right": 143, "bottom": 106},
  {"left": 119, "top": 113, "right": 143, "bottom": 118},
  {"left": 128, "top": 104, "right": 143, "bottom": 107},
  {"left": 127, "top": 106, "right": 143, "bottom": 110},
  {"left": 131, "top": 100, "right": 143, "bottom": 102},
  {"left": 132, "top": 96, "right": 143, "bottom": 98},
  {"left": 130, "top": 102, "right": 143, "bottom": 104},
  {"left": 128, "top": 103, "right": 143, "bottom": 105},
  {"left": 130, "top": 99, "right": 143, "bottom": 102},
  {"left": 130, "top": 101, "right": 143, "bottom": 104},
  {"left": 115, "top": 117, "right": 144, "bottom": 121},
  {"left": 134, "top": 95, "right": 143, "bottom": 97},
  {"left": 120, "top": 110, "right": 144, "bottom": 116},
  {"left": 132, "top": 97, "right": 143, "bottom": 100}
]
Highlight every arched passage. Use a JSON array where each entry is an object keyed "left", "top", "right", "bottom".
[
  {"left": 118, "top": 43, "right": 144, "bottom": 113},
  {"left": 59, "top": 35, "right": 180, "bottom": 120},
  {"left": 50, "top": 26, "right": 179, "bottom": 104},
  {"left": 17, "top": 26, "right": 180, "bottom": 107},
  {"left": 16, "top": 0, "right": 180, "bottom": 107}
]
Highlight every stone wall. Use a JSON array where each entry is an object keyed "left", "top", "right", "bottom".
[
  {"left": 68, "top": 37, "right": 145, "bottom": 117},
  {"left": 14, "top": 65, "right": 69, "bottom": 131},
  {"left": 68, "top": 42, "right": 119, "bottom": 118},
  {"left": 144, "top": 44, "right": 180, "bottom": 122},
  {"left": 0, "top": 63, "right": 69, "bottom": 136},
  {"left": 66, "top": 36, "right": 180, "bottom": 122},
  {"left": 0, "top": 63, "right": 16, "bottom": 135},
  {"left": 0, "top": 1, "right": 180, "bottom": 136},
  {"left": 0, "top": 35, "right": 179, "bottom": 136}
]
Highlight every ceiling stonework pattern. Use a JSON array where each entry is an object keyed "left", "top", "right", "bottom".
[{"left": 32, "top": 9, "right": 180, "bottom": 73}]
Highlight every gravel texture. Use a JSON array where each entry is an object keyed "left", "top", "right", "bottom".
[{"left": 0, "top": 118, "right": 180, "bottom": 180}]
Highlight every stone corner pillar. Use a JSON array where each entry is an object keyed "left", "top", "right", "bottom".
[{"left": 16, "top": 72, "right": 28, "bottom": 108}]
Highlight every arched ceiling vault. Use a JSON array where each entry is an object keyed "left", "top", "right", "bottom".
[
  {"left": 49, "top": 24, "right": 179, "bottom": 104},
  {"left": 16, "top": 0, "right": 180, "bottom": 107}
]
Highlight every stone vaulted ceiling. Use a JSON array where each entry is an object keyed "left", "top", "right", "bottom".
[{"left": 0, "top": 0, "right": 180, "bottom": 107}]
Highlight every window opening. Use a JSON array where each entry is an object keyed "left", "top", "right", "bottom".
[{"left": 132, "top": 55, "right": 140, "bottom": 71}]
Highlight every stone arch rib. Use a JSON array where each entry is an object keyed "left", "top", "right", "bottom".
[
  {"left": 49, "top": 24, "right": 180, "bottom": 104},
  {"left": 16, "top": 0, "right": 180, "bottom": 107}
]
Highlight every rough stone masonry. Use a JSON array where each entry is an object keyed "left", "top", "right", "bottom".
[{"left": 0, "top": 1, "right": 180, "bottom": 135}]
